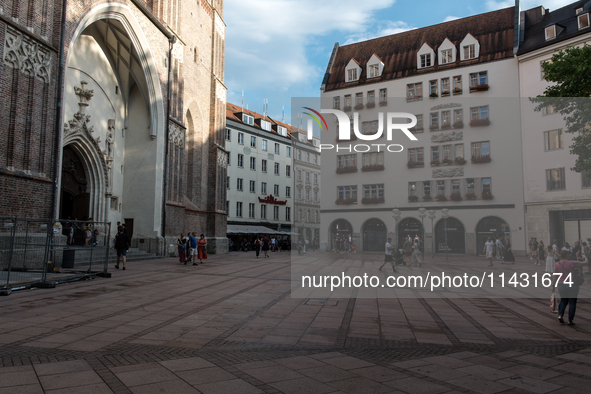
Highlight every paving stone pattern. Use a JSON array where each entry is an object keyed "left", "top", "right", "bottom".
[{"left": 1, "top": 251, "right": 591, "bottom": 393}]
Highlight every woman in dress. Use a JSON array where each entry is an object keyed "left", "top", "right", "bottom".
[
  {"left": 177, "top": 234, "right": 186, "bottom": 265},
  {"left": 537, "top": 240, "right": 545, "bottom": 266},
  {"left": 503, "top": 241, "right": 515, "bottom": 264},
  {"left": 545, "top": 244, "right": 555, "bottom": 273},
  {"left": 197, "top": 234, "right": 207, "bottom": 264}
]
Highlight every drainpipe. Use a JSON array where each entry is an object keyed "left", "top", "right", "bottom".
[
  {"left": 161, "top": 35, "right": 177, "bottom": 238},
  {"left": 50, "top": 0, "right": 68, "bottom": 221}
]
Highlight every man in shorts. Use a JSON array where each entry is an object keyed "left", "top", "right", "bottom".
[
  {"left": 379, "top": 237, "right": 396, "bottom": 272},
  {"left": 114, "top": 227, "right": 129, "bottom": 270},
  {"left": 484, "top": 237, "right": 495, "bottom": 267}
]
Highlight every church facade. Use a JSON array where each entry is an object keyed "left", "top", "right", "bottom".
[{"left": 0, "top": 0, "right": 228, "bottom": 253}]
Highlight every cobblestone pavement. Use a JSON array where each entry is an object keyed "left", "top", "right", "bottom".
[{"left": 1, "top": 251, "right": 590, "bottom": 393}]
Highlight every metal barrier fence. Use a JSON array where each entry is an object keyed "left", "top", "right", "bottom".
[{"left": 0, "top": 217, "right": 111, "bottom": 295}]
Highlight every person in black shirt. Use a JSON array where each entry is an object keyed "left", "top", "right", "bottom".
[{"left": 114, "top": 228, "right": 130, "bottom": 270}]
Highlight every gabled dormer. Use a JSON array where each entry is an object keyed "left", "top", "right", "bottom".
[
  {"left": 438, "top": 38, "right": 456, "bottom": 65},
  {"left": 345, "top": 59, "right": 361, "bottom": 83},
  {"left": 459, "top": 33, "right": 479, "bottom": 61},
  {"left": 366, "top": 54, "right": 384, "bottom": 79},
  {"left": 417, "top": 43, "right": 435, "bottom": 69}
]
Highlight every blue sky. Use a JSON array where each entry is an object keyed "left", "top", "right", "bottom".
[{"left": 224, "top": 0, "right": 573, "bottom": 124}]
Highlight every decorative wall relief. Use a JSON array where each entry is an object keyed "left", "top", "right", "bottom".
[
  {"left": 431, "top": 131, "right": 463, "bottom": 143},
  {"left": 4, "top": 26, "right": 52, "bottom": 83},
  {"left": 432, "top": 168, "right": 464, "bottom": 178},
  {"left": 168, "top": 123, "right": 185, "bottom": 147}
]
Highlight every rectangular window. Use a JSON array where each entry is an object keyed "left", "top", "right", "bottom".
[
  {"left": 362, "top": 152, "right": 384, "bottom": 167},
  {"left": 355, "top": 92, "right": 363, "bottom": 106},
  {"left": 225, "top": 128, "right": 231, "bottom": 141},
  {"left": 454, "top": 109, "right": 463, "bottom": 124},
  {"left": 367, "top": 90, "right": 375, "bottom": 104},
  {"left": 443, "top": 145, "right": 452, "bottom": 160},
  {"left": 469, "top": 71, "right": 488, "bottom": 88},
  {"left": 297, "top": 189, "right": 302, "bottom": 200},
  {"left": 285, "top": 207, "right": 291, "bottom": 221},
  {"left": 261, "top": 204, "right": 266, "bottom": 219},
  {"left": 306, "top": 189, "right": 310, "bottom": 201},
  {"left": 363, "top": 184, "right": 384, "bottom": 199},
  {"left": 236, "top": 202, "right": 242, "bottom": 217},
  {"left": 441, "top": 110, "right": 451, "bottom": 127},
  {"left": 362, "top": 120, "right": 379, "bottom": 135},
  {"left": 261, "top": 182, "right": 267, "bottom": 194},
  {"left": 286, "top": 186, "right": 291, "bottom": 197},
  {"left": 314, "top": 174, "right": 318, "bottom": 184},
  {"left": 275, "top": 143, "right": 280, "bottom": 155},
  {"left": 227, "top": 154, "right": 231, "bottom": 166},
  {"left": 347, "top": 68, "right": 357, "bottom": 81},
  {"left": 451, "top": 179, "right": 460, "bottom": 194},
  {"left": 314, "top": 154, "right": 318, "bottom": 164},
  {"left": 261, "top": 120, "right": 272, "bottom": 131},
  {"left": 261, "top": 159, "right": 267, "bottom": 173},
  {"left": 237, "top": 178, "right": 243, "bottom": 191},
  {"left": 583, "top": 170, "right": 591, "bottom": 188},
  {"left": 463, "top": 44, "right": 475, "bottom": 59},
  {"left": 274, "top": 163, "right": 280, "bottom": 175},
  {"left": 278, "top": 126, "right": 287, "bottom": 136},
  {"left": 467, "top": 178, "right": 475, "bottom": 194},
  {"left": 337, "top": 154, "right": 357, "bottom": 168},
  {"left": 423, "top": 181, "right": 431, "bottom": 197},
  {"left": 238, "top": 132, "right": 244, "bottom": 145},
  {"left": 408, "top": 182, "right": 417, "bottom": 196},
  {"left": 262, "top": 140, "right": 267, "bottom": 151},
  {"left": 420, "top": 53, "right": 432, "bottom": 68},
  {"left": 470, "top": 106, "right": 489, "bottom": 120},
  {"left": 430, "top": 112, "right": 439, "bottom": 129},
  {"left": 453, "top": 76, "right": 462, "bottom": 93},
  {"left": 407, "top": 83, "right": 423, "bottom": 99},
  {"left": 437, "top": 180, "right": 445, "bottom": 196},
  {"left": 544, "top": 129, "right": 563, "bottom": 151},
  {"left": 286, "top": 146, "right": 291, "bottom": 157},
  {"left": 249, "top": 180, "right": 255, "bottom": 193},
  {"left": 578, "top": 13, "right": 590, "bottom": 29},
  {"left": 411, "top": 114, "right": 424, "bottom": 133},
  {"left": 242, "top": 114, "right": 254, "bottom": 125},
  {"left": 297, "top": 150, "right": 302, "bottom": 161},
  {"left": 274, "top": 184, "right": 279, "bottom": 196},
  {"left": 297, "top": 170, "right": 302, "bottom": 181},
  {"left": 431, "top": 146, "right": 440, "bottom": 162},
  {"left": 344, "top": 94, "right": 352, "bottom": 108},
  {"left": 306, "top": 152, "right": 310, "bottom": 162},
  {"left": 333, "top": 96, "right": 340, "bottom": 109},
  {"left": 408, "top": 147, "right": 424, "bottom": 163},
  {"left": 545, "top": 25, "right": 556, "bottom": 40},
  {"left": 249, "top": 203, "right": 255, "bottom": 218},
  {"left": 237, "top": 154, "right": 244, "bottom": 168},
  {"left": 546, "top": 168, "right": 566, "bottom": 190},
  {"left": 305, "top": 172, "right": 310, "bottom": 183},
  {"left": 250, "top": 157, "right": 256, "bottom": 170},
  {"left": 337, "top": 185, "right": 357, "bottom": 200},
  {"left": 368, "top": 64, "right": 380, "bottom": 78},
  {"left": 286, "top": 165, "right": 291, "bottom": 177},
  {"left": 441, "top": 49, "right": 453, "bottom": 64},
  {"left": 379, "top": 88, "right": 387, "bottom": 103},
  {"left": 314, "top": 190, "right": 318, "bottom": 202},
  {"left": 482, "top": 178, "right": 492, "bottom": 192},
  {"left": 441, "top": 78, "right": 450, "bottom": 94},
  {"left": 273, "top": 206, "right": 279, "bottom": 220},
  {"left": 250, "top": 136, "right": 256, "bottom": 148},
  {"left": 455, "top": 144, "right": 464, "bottom": 159},
  {"left": 227, "top": 176, "right": 230, "bottom": 189},
  {"left": 471, "top": 141, "right": 490, "bottom": 157},
  {"left": 429, "top": 80, "right": 438, "bottom": 96},
  {"left": 542, "top": 105, "right": 557, "bottom": 115}
]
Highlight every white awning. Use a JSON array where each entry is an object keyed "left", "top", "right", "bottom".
[{"left": 226, "top": 224, "right": 284, "bottom": 235}]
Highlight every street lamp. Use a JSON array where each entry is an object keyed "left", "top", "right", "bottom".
[
  {"left": 418, "top": 207, "right": 426, "bottom": 260},
  {"left": 392, "top": 208, "right": 401, "bottom": 251},
  {"left": 442, "top": 208, "right": 450, "bottom": 260},
  {"left": 428, "top": 210, "right": 436, "bottom": 258}
]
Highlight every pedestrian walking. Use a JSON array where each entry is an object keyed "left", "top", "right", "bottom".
[
  {"left": 409, "top": 238, "right": 422, "bottom": 267},
  {"left": 262, "top": 236, "right": 270, "bottom": 258},
  {"left": 484, "top": 237, "right": 495, "bottom": 267},
  {"left": 537, "top": 240, "right": 545, "bottom": 266},
  {"left": 553, "top": 251, "right": 586, "bottom": 325},
  {"left": 114, "top": 227, "right": 129, "bottom": 270},
  {"left": 545, "top": 244, "right": 555, "bottom": 273},
  {"left": 495, "top": 236, "right": 504, "bottom": 259},
  {"left": 197, "top": 234, "right": 207, "bottom": 264},
  {"left": 177, "top": 233, "right": 186, "bottom": 264},
  {"left": 254, "top": 236, "right": 261, "bottom": 258},
  {"left": 271, "top": 237, "right": 276, "bottom": 252},
  {"left": 84, "top": 225, "right": 92, "bottom": 246},
  {"left": 304, "top": 238, "right": 309, "bottom": 253},
  {"left": 403, "top": 236, "right": 413, "bottom": 265},
  {"left": 185, "top": 233, "right": 193, "bottom": 264},
  {"left": 529, "top": 237, "right": 536, "bottom": 260},
  {"left": 503, "top": 241, "right": 515, "bottom": 264},
  {"left": 379, "top": 237, "right": 396, "bottom": 272},
  {"left": 189, "top": 232, "right": 198, "bottom": 265}
]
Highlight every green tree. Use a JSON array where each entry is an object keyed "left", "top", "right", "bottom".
[{"left": 531, "top": 45, "right": 591, "bottom": 176}]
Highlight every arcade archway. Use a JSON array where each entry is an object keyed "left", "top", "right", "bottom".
[
  {"left": 476, "top": 216, "right": 510, "bottom": 256},
  {"left": 329, "top": 219, "right": 353, "bottom": 250},
  {"left": 435, "top": 217, "right": 465, "bottom": 254},
  {"left": 362, "top": 218, "right": 387, "bottom": 251},
  {"left": 398, "top": 217, "right": 423, "bottom": 250}
]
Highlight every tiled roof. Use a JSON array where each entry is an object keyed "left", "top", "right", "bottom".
[
  {"left": 518, "top": 0, "right": 591, "bottom": 55},
  {"left": 324, "top": 7, "right": 515, "bottom": 92},
  {"left": 225, "top": 103, "right": 292, "bottom": 139}
]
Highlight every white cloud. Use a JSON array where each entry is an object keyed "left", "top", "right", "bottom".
[
  {"left": 344, "top": 20, "right": 416, "bottom": 45},
  {"left": 443, "top": 16, "right": 461, "bottom": 22},
  {"left": 224, "top": 0, "right": 396, "bottom": 104},
  {"left": 486, "top": 0, "right": 574, "bottom": 12}
]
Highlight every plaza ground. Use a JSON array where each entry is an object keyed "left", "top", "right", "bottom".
[{"left": 1, "top": 251, "right": 590, "bottom": 393}]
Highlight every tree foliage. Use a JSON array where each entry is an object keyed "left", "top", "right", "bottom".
[{"left": 531, "top": 45, "right": 591, "bottom": 175}]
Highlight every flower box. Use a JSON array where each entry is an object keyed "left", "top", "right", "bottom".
[
  {"left": 429, "top": 125, "right": 439, "bottom": 131},
  {"left": 407, "top": 161, "right": 424, "bottom": 169},
  {"left": 441, "top": 90, "right": 450, "bottom": 97},
  {"left": 442, "top": 158, "right": 453, "bottom": 165},
  {"left": 450, "top": 192, "right": 462, "bottom": 201},
  {"left": 429, "top": 93, "right": 438, "bottom": 98},
  {"left": 362, "top": 197, "right": 385, "bottom": 204},
  {"left": 343, "top": 105, "right": 352, "bottom": 112},
  {"left": 465, "top": 192, "right": 476, "bottom": 200},
  {"left": 441, "top": 122, "right": 451, "bottom": 130},
  {"left": 379, "top": 100, "right": 388, "bottom": 107},
  {"left": 482, "top": 190, "right": 493, "bottom": 200},
  {"left": 436, "top": 194, "right": 447, "bottom": 202},
  {"left": 470, "top": 84, "right": 489, "bottom": 92},
  {"left": 422, "top": 195, "right": 432, "bottom": 201},
  {"left": 336, "top": 166, "right": 358, "bottom": 174},
  {"left": 366, "top": 101, "right": 376, "bottom": 109},
  {"left": 471, "top": 154, "right": 491, "bottom": 164},
  {"left": 469, "top": 118, "right": 490, "bottom": 127},
  {"left": 361, "top": 164, "right": 385, "bottom": 172},
  {"left": 335, "top": 198, "right": 356, "bottom": 205},
  {"left": 354, "top": 103, "right": 364, "bottom": 110},
  {"left": 454, "top": 157, "right": 467, "bottom": 165},
  {"left": 407, "top": 95, "right": 422, "bottom": 102},
  {"left": 408, "top": 195, "right": 419, "bottom": 202},
  {"left": 453, "top": 88, "right": 463, "bottom": 95},
  {"left": 453, "top": 121, "right": 464, "bottom": 129},
  {"left": 430, "top": 159, "right": 440, "bottom": 167}
]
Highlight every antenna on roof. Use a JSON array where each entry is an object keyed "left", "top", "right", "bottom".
[
  {"left": 282, "top": 106, "right": 285, "bottom": 122},
  {"left": 241, "top": 90, "right": 244, "bottom": 111}
]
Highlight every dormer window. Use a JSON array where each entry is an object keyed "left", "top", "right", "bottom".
[
  {"left": 463, "top": 44, "right": 475, "bottom": 59},
  {"left": 242, "top": 114, "right": 254, "bottom": 125},
  {"left": 345, "top": 59, "right": 362, "bottom": 83},
  {"left": 366, "top": 54, "right": 384, "bottom": 79},
  {"left": 578, "top": 13, "right": 590, "bottom": 29},
  {"left": 438, "top": 38, "right": 456, "bottom": 65},
  {"left": 576, "top": 7, "right": 584, "bottom": 14},
  {"left": 348, "top": 69, "right": 357, "bottom": 81},
  {"left": 368, "top": 64, "right": 380, "bottom": 78},
  {"left": 278, "top": 126, "right": 287, "bottom": 136},
  {"left": 545, "top": 25, "right": 556, "bottom": 40},
  {"left": 417, "top": 43, "right": 435, "bottom": 69},
  {"left": 420, "top": 54, "right": 432, "bottom": 68},
  {"left": 460, "top": 34, "right": 479, "bottom": 61},
  {"left": 261, "top": 120, "right": 272, "bottom": 131},
  {"left": 441, "top": 49, "right": 453, "bottom": 64}
]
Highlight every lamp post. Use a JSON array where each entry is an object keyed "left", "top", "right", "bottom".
[
  {"left": 392, "top": 208, "right": 401, "bottom": 251},
  {"left": 418, "top": 207, "right": 426, "bottom": 260},
  {"left": 428, "top": 210, "right": 436, "bottom": 258},
  {"left": 442, "top": 208, "right": 449, "bottom": 260}
]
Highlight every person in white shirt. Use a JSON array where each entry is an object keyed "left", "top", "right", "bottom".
[
  {"left": 495, "top": 237, "right": 504, "bottom": 260},
  {"left": 379, "top": 238, "right": 396, "bottom": 272},
  {"left": 484, "top": 237, "right": 495, "bottom": 267}
]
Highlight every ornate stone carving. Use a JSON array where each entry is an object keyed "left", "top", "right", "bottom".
[
  {"left": 430, "top": 103, "right": 462, "bottom": 111},
  {"left": 105, "top": 119, "right": 115, "bottom": 158},
  {"left": 432, "top": 168, "right": 464, "bottom": 178},
  {"left": 171, "top": 40, "right": 183, "bottom": 63},
  {"left": 4, "top": 26, "right": 52, "bottom": 83},
  {"left": 168, "top": 123, "right": 185, "bottom": 147},
  {"left": 431, "top": 131, "right": 463, "bottom": 143}
]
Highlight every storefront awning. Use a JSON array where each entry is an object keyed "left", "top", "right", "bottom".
[{"left": 227, "top": 224, "right": 285, "bottom": 235}]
